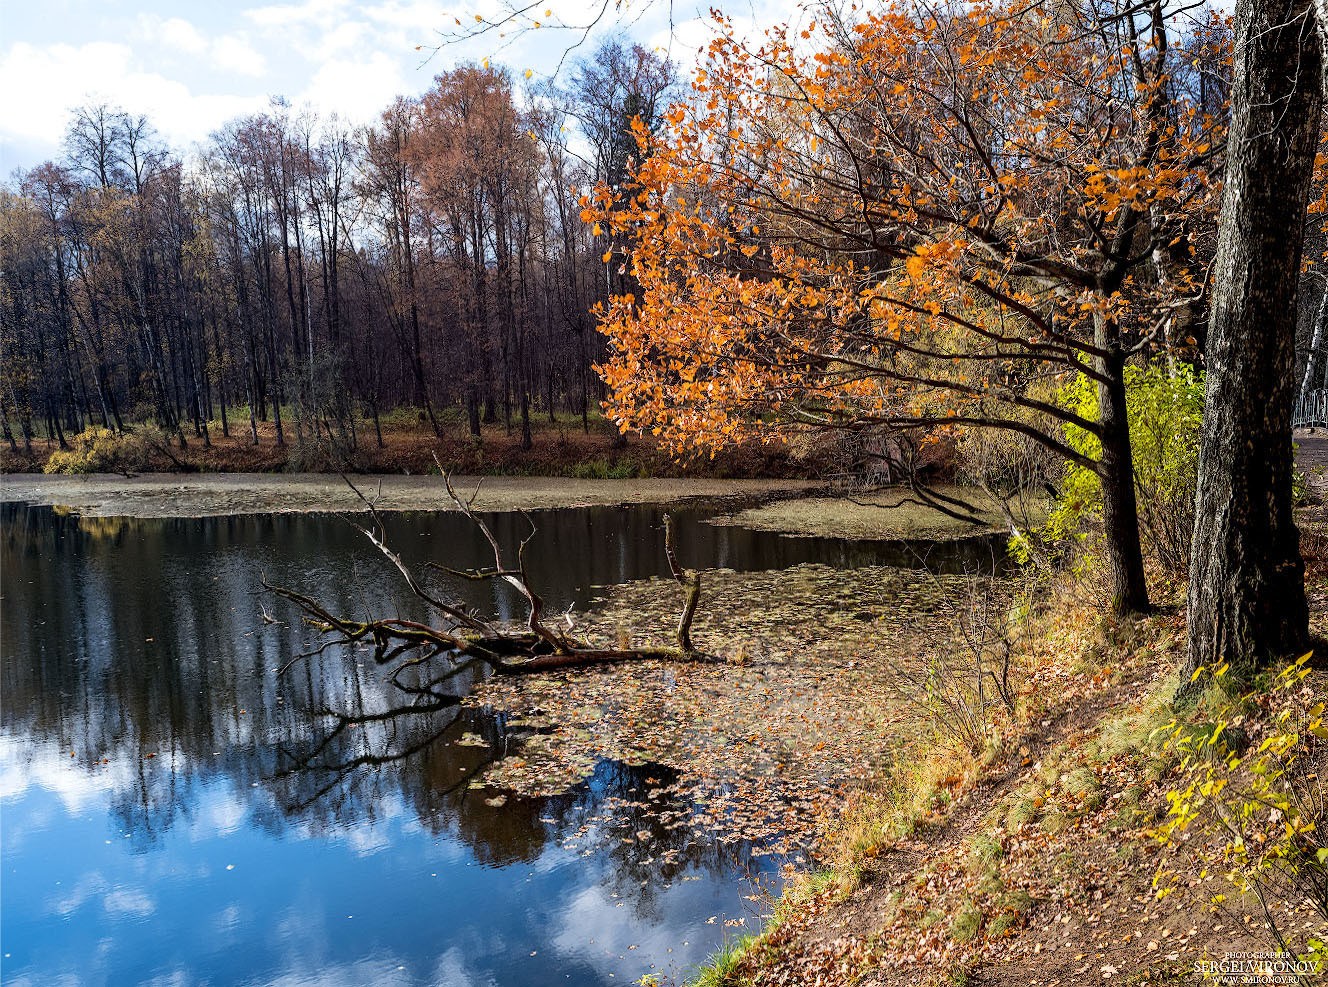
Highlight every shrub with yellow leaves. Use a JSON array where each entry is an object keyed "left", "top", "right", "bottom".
[{"left": 1151, "top": 655, "right": 1328, "bottom": 966}]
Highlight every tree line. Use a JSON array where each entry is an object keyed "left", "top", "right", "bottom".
[{"left": 0, "top": 40, "right": 676, "bottom": 455}]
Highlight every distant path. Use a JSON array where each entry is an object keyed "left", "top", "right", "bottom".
[
  {"left": 1299, "top": 431, "right": 1328, "bottom": 500},
  {"left": 0, "top": 474, "right": 815, "bottom": 519},
  {"left": 1299, "top": 431, "right": 1328, "bottom": 471}
]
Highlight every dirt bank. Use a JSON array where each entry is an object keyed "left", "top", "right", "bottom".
[{"left": 0, "top": 415, "right": 817, "bottom": 479}]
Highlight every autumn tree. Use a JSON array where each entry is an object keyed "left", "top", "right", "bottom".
[
  {"left": 585, "top": 0, "right": 1230, "bottom": 613},
  {"left": 411, "top": 65, "right": 541, "bottom": 439}
]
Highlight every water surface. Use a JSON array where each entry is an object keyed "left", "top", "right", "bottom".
[{"left": 1, "top": 502, "right": 998, "bottom": 986}]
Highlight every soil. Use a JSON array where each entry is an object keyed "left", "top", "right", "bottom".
[{"left": 720, "top": 600, "right": 1328, "bottom": 986}]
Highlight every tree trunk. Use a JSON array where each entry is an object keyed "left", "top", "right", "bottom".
[
  {"left": 1183, "top": 0, "right": 1319, "bottom": 691},
  {"left": 1300, "top": 281, "right": 1327, "bottom": 402},
  {"left": 1097, "top": 347, "right": 1151, "bottom": 614},
  {"left": 1087, "top": 310, "right": 1149, "bottom": 615}
]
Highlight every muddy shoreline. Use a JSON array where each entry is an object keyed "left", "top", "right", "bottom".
[{"left": 0, "top": 472, "right": 818, "bottom": 519}]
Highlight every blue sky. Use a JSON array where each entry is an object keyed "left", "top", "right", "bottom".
[{"left": 0, "top": 0, "right": 796, "bottom": 175}]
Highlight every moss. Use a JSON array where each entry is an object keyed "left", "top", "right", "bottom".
[
  {"left": 1059, "top": 766, "right": 1100, "bottom": 797},
  {"left": 966, "top": 834, "right": 1004, "bottom": 874},
  {"left": 1098, "top": 676, "right": 1179, "bottom": 760},
  {"left": 1036, "top": 752, "right": 1068, "bottom": 785},
  {"left": 998, "top": 889, "right": 1034, "bottom": 913},
  {"left": 921, "top": 908, "right": 946, "bottom": 929},
  {"left": 987, "top": 912, "right": 1019, "bottom": 936},
  {"left": 949, "top": 901, "right": 984, "bottom": 943},
  {"left": 1041, "top": 810, "right": 1072, "bottom": 835}
]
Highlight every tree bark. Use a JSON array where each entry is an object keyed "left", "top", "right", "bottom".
[
  {"left": 1096, "top": 336, "right": 1151, "bottom": 615},
  {"left": 1183, "top": 0, "right": 1319, "bottom": 691}
]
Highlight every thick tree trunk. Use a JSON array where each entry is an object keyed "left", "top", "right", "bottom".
[{"left": 1183, "top": 0, "right": 1319, "bottom": 691}]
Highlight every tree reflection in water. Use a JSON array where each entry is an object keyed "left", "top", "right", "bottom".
[{"left": 2, "top": 502, "right": 783, "bottom": 985}]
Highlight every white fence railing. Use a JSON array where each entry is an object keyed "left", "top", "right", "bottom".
[{"left": 1295, "top": 388, "right": 1328, "bottom": 428}]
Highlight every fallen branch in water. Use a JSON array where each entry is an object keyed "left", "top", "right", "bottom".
[{"left": 267, "top": 467, "right": 714, "bottom": 682}]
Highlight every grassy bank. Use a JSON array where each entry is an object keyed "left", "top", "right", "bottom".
[
  {"left": 0, "top": 410, "right": 814, "bottom": 480},
  {"left": 687, "top": 506, "right": 1328, "bottom": 987}
]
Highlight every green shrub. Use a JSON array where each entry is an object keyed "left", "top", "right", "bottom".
[
  {"left": 691, "top": 934, "right": 757, "bottom": 987},
  {"left": 966, "top": 834, "right": 1003, "bottom": 875},
  {"left": 1031, "top": 360, "right": 1203, "bottom": 575},
  {"left": 568, "top": 458, "right": 639, "bottom": 479},
  {"left": 949, "top": 900, "right": 983, "bottom": 942},
  {"left": 1006, "top": 796, "right": 1039, "bottom": 830}
]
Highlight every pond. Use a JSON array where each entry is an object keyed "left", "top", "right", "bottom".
[{"left": 0, "top": 500, "right": 1003, "bottom": 986}]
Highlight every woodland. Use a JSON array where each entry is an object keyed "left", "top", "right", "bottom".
[
  {"left": 0, "top": 39, "right": 676, "bottom": 458},
  {"left": 3, "top": 0, "right": 1328, "bottom": 983}
]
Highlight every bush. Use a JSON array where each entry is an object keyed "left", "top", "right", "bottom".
[
  {"left": 43, "top": 427, "right": 154, "bottom": 474},
  {"left": 1151, "top": 655, "right": 1328, "bottom": 963},
  {"left": 1040, "top": 361, "right": 1203, "bottom": 576}
]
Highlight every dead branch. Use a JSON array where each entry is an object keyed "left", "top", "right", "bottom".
[
  {"left": 663, "top": 513, "right": 701, "bottom": 652},
  {"left": 267, "top": 471, "right": 716, "bottom": 686},
  {"left": 340, "top": 473, "right": 495, "bottom": 636}
]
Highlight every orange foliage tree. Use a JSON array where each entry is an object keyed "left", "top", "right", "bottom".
[{"left": 585, "top": 0, "right": 1230, "bottom": 613}]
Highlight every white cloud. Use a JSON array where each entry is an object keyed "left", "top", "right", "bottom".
[
  {"left": 1, "top": 0, "right": 775, "bottom": 172},
  {"left": 0, "top": 732, "right": 133, "bottom": 815},
  {"left": 363, "top": 0, "right": 449, "bottom": 39},
  {"left": 0, "top": 40, "right": 267, "bottom": 164},
  {"left": 300, "top": 50, "right": 410, "bottom": 125},
  {"left": 137, "top": 15, "right": 267, "bottom": 78},
  {"left": 211, "top": 34, "right": 267, "bottom": 77},
  {"left": 103, "top": 887, "right": 157, "bottom": 917},
  {"left": 244, "top": 0, "right": 353, "bottom": 30},
  {"left": 138, "top": 15, "right": 209, "bottom": 56}
]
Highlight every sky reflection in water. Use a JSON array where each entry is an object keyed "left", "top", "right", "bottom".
[{"left": 1, "top": 503, "right": 993, "bottom": 985}]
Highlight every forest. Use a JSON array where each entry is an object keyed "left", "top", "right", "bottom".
[
  {"left": 2, "top": 0, "right": 1328, "bottom": 984},
  {"left": 0, "top": 39, "right": 676, "bottom": 458}
]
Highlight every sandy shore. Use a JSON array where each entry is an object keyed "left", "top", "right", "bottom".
[{"left": 0, "top": 473, "right": 815, "bottom": 519}]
